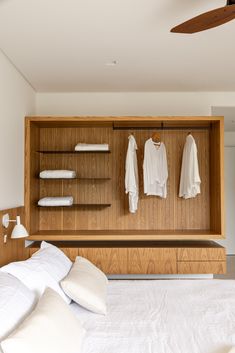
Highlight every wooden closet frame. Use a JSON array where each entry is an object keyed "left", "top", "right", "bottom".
[
  {"left": 25, "top": 115, "right": 224, "bottom": 241},
  {"left": 24, "top": 116, "right": 225, "bottom": 275}
]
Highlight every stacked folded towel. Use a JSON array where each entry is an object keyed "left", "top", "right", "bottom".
[
  {"left": 39, "top": 170, "right": 76, "bottom": 179},
  {"left": 38, "top": 196, "right": 74, "bottom": 207},
  {"left": 74, "top": 143, "right": 109, "bottom": 151}
]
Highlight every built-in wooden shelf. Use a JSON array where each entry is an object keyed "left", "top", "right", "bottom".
[
  {"left": 37, "top": 150, "right": 111, "bottom": 154},
  {"left": 28, "top": 229, "right": 221, "bottom": 241},
  {"left": 28, "top": 240, "right": 224, "bottom": 249},
  {"left": 26, "top": 116, "right": 224, "bottom": 248},
  {"left": 37, "top": 203, "right": 111, "bottom": 209}
]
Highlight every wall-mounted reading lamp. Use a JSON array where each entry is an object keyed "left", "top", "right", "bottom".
[{"left": 2, "top": 214, "right": 29, "bottom": 240}]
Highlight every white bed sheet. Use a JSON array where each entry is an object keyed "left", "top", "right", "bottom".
[{"left": 70, "top": 280, "right": 235, "bottom": 353}]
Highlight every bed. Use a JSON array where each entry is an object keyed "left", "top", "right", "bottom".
[
  {"left": 70, "top": 279, "right": 235, "bottom": 353},
  {"left": 1, "top": 241, "right": 234, "bottom": 353}
]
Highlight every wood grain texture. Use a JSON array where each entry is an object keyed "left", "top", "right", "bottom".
[
  {"left": 171, "top": 5, "right": 235, "bottom": 34},
  {"left": 178, "top": 261, "right": 226, "bottom": 274},
  {"left": 30, "top": 247, "right": 176, "bottom": 274},
  {"left": 25, "top": 116, "right": 224, "bottom": 241},
  {"left": 26, "top": 116, "right": 223, "bottom": 124},
  {"left": 177, "top": 247, "right": 226, "bottom": 261},
  {"left": 29, "top": 240, "right": 225, "bottom": 274},
  {"left": 39, "top": 128, "right": 210, "bottom": 231},
  {"left": 210, "top": 119, "right": 225, "bottom": 236},
  {"left": 127, "top": 248, "right": 177, "bottom": 274},
  {"left": 0, "top": 207, "right": 29, "bottom": 266},
  {"left": 25, "top": 120, "right": 40, "bottom": 233},
  {"left": 28, "top": 229, "right": 222, "bottom": 241}
]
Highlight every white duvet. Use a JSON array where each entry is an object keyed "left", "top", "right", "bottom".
[{"left": 70, "top": 280, "right": 235, "bottom": 353}]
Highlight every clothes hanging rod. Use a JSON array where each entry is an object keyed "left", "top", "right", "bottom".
[{"left": 112, "top": 126, "right": 211, "bottom": 131}]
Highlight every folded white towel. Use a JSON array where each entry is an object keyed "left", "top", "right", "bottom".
[
  {"left": 75, "top": 143, "right": 109, "bottom": 151},
  {"left": 39, "top": 170, "right": 76, "bottom": 179},
  {"left": 38, "top": 197, "right": 74, "bottom": 207}
]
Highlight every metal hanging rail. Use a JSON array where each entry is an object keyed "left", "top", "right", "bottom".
[{"left": 112, "top": 124, "right": 211, "bottom": 131}]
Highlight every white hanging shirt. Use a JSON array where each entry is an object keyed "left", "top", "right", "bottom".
[
  {"left": 179, "top": 134, "right": 201, "bottom": 199},
  {"left": 143, "top": 138, "right": 168, "bottom": 198},
  {"left": 125, "top": 135, "right": 139, "bottom": 213}
]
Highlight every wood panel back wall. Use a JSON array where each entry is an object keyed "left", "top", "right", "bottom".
[
  {"left": 0, "top": 207, "right": 28, "bottom": 266},
  {"left": 25, "top": 116, "right": 224, "bottom": 241},
  {"left": 38, "top": 127, "right": 210, "bottom": 231}
]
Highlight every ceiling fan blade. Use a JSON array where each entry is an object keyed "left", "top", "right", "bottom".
[{"left": 171, "top": 4, "right": 235, "bottom": 34}]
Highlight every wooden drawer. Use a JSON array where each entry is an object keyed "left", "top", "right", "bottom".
[
  {"left": 29, "top": 246, "right": 177, "bottom": 274},
  {"left": 74, "top": 248, "right": 128, "bottom": 274},
  {"left": 177, "top": 247, "right": 226, "bottom": 262},
  {"left": 178, "top": 261, "right": 226, "bottom": 274},
  {"left": 66, "top": 248, "right": 177, "bottom": 274},
  {"left": 29, "top": 241, "right": 225, "bottom": 275},
  {"left": 127, "top": 248, "right": 177, "bottom": 274}
]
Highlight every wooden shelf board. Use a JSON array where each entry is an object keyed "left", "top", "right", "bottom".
[
  {"left": 28, "top": 229, "right": 222, "bottom": 241},
  {"left": 29, "top": 240, "right": 224, "bottom": 249},
  {"left": 37, "top": 150, "right": 111, "bottom": 154},
  {"left": 37, "top": 203, "right": 111, "bottom": 208}
]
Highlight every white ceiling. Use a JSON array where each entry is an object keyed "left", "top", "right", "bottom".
[{"left": 0, "top": 0, "right": 235, "bottom": 92}]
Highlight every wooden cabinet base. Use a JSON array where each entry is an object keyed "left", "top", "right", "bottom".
[
  {"left": 29, "top": 240, "right": 226, "bottom": 275},
  {"left": 178, "top": 261, "right": 226, "bottom": 274}
]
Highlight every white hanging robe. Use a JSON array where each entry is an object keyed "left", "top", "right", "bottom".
[
  {"left": 125, "top": 135, "right": 139, "bottom": 213},
  {"left": 179, "top": 134, "right": 201, "bottom": 199},
  {"left": 143, "top": 138, "right": 168, "bottom": 198}
]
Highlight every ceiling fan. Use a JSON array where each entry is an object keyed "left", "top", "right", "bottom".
[{"left": 171, "top": 0, "right": 235, "bottom": 34}]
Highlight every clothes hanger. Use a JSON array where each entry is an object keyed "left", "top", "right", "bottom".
[{"left": 152, "top": 132, "right": 161, "bottom": 145}]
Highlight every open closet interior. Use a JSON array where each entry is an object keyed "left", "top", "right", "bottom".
[{"left": 25, "top": 116, "right": 225, "bottom": 274}]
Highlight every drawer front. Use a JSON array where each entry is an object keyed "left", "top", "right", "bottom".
[
  {"left": 30, "top": 247, "right": 127, "bottom": 274},
  {"left": 177, "top": 248, "right": 226, "bottom": 262},
  {"left": 127, "top": 248, "right": 177, "bottom": 274},
  {"left": 30, "top": 247, "right": 177, "bottom": 274},
  {"left": 70, "top": 248, "right": 128, "bottom": 274},
  {"left": 178, "top": 261, "right": 226, "bottom": 274},
  {"left": 76, "top": 248, "right": 177, "bottom": 274}
]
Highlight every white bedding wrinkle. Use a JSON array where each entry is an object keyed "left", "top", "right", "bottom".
[
  {"left": 0, "top": 272, "right": 36, "bottom": 341},
  {"left": 1, "top": 241, "right": 72, "bottom": 303},
  {"left": 1, "top": 288, "right": 85, "bottom": 353},
  {"left": 70, "top": 280, "right": 235, "bottom": 353}
]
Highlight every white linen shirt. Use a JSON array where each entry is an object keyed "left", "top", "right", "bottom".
[
  {"left": 125, "top": 135, "right": 139, "bottom": 213},
  {"left": 143, "top": 138, "right": 168, "bottom": 198},
  {"left": 179, "top": 134, "right": 201, "bottom": 199}
]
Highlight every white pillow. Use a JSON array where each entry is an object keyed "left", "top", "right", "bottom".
[
  {"left": 39, "top": 241, "right": 72, "bottom": 282},
  {"left": 1, "top": 288, "right": 85, "bottom": 353},
  {"left": 61, "top": 256, "right": 108, "bottom": 315},
  {"left": 0, "top": 272, "right": 36, "bottom": 341},
  {"left": 1, "top": 241, "right": 72, "bottom": 304}
]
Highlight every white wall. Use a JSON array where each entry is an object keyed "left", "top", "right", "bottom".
[
  {"left": 218, "top": 145, "right": 235, "bottom": 254},
  {"left": 217, "top": 132, "right": 235, "bottom": 254},
  {"left": 36, "top": 91, "right": 235, "bottom": 116},
  {"left": 0, "top": 50, "right": 35, "bottom": 210}
]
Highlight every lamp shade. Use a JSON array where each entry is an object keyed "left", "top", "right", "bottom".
[{"left": 11, "top": 216, "right": 29, "bottom": 239}]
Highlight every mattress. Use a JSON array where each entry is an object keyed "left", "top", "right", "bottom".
[{"left": 70, "top": 279, "right": 235, "bottom": 353}]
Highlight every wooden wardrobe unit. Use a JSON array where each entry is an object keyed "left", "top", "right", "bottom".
[{"left": 25, "top": 116, "right": 226, "bottom": 274}]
